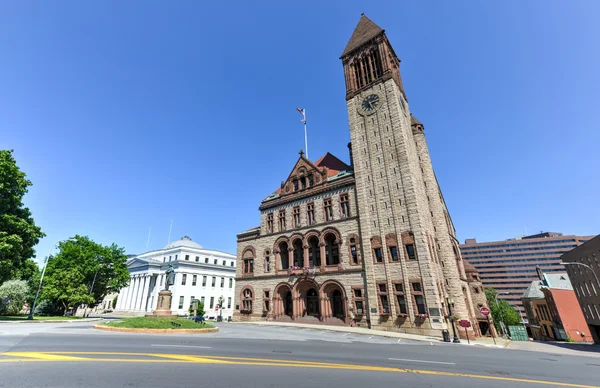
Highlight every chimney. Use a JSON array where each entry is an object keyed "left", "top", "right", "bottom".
[{"left": 347, "top": 142, "right": 354, "bottom": 168}]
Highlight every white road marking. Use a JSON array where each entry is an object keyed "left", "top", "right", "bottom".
[
  {"left": 388, "top": 357, "right": 455, "bottom": 365},
  {"left": 368, "top": 336, "right": 373, "bottom": 339},
  {"left": 342, "top": 333, "right": 350, "bottom": 336},
  {"left": 397, "top": 339, "right": 402, "bottom": 343},
  {"left": 151, "top": 344, "right": 212, "bottom": 349}
]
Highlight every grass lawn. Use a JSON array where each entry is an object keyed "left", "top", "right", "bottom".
[
  {"left": 104, "top": 317, "right": 214, "bottom": 329},
  {"left": 0, "top": 315, "right": 82, "bottom": 321}
]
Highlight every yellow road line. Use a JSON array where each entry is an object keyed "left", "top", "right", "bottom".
[{"left": 0, "top": 352, "right": 596, "bottom": 388}]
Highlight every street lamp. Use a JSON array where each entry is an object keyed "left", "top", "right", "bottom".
[
  {"left": 218, "top": 295, "right": 224, "bottom": 322},
  {"left": 494, "top": 292, "right": 509, "bottom": 338},
  {"left": 85, "top": 255, "right": 107, "bottom": 318},
  {"left": 28, "top": 238, "right": 77, "bottom": 320},
  {"left": 447, "top": 296, "right": 460, "bottom": 343},
  {"left": 561, "top": 262, "right": 600, "bottom": 290}
]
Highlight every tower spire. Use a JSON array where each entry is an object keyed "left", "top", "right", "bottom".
[{"left": 341, "top": 14, "right": 384, "bottom": 58}]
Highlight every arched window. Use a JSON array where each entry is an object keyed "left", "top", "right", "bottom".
[
  {"left": 308, "top": 236, "right": 320, "bottom": 267},
  {"left": 264, "top": 250, "right": 271, "bottom": 273},
  {"left": 279, "top": 241, "right": 289, "bottom": 270},
  {"left": 324, "top": 233, "right": 339, "bottom": 265},
  {"left": 241, "top": 288, "right": 253, "bottom": 313},
  {"left": 242, "top": 248, "right": 254, "bottom": 276},
  {"left": 348, "top": 235, "right": 360, "bottom": 265},
  {"left": 292, "top": 239, "right": 303, "bottom": 268}
]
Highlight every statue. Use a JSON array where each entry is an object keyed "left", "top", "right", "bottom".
[{"left": 165, "top": 264, "right": 175, "bottom": 290}]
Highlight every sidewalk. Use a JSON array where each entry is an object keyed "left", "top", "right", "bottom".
[
  {"left": 233, "top": 320, "right": 508, "bottom": 348},
  {"left": 506, "top": 339, "right": 600, "bottom": 358},
  {"left": 0, "top": 317, "right": 102, "bottom": 324}
]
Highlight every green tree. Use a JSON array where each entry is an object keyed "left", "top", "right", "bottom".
[
  {"left": 485, "top": 287, "right": 521, "bottom": 330},
  {"left": 0, "top": 280, "right": 29, "bottom": 315},
  {"left": 40, "top": 236, "right": 130, "bottom": 315},
  {"left": 0, "top": 150, "right": 45, "bottom": 284},
  {"left": 188, "top": 301, "right": 205, "bottom": 317}
]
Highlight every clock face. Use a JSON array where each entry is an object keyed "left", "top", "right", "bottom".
[{"left": 359, "top": 93, "right": 380, "bottom": 115}]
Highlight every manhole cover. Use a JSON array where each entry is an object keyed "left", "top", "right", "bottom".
[{"left": 487, "top": 371, "right": 510, "bottom": 376}]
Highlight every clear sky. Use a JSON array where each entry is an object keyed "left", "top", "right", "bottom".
[{"left": 2, "top": 1, "right": 599, "bottom": 264}]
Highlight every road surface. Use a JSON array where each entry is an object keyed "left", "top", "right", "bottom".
[{"left": 0, "top": 320, "right": 598, "bottom": 388}]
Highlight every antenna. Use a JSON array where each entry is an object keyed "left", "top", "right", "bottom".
[
  {"left": 145, "top": 226, "right": 152, "bottom": 251},
  {"left": 167, "top": 219, "right": 173, "bottom": 244}
]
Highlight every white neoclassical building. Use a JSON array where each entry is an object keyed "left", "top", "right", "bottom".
[{"left": 115, "top": 236, "right": 236, "bottom": 319}]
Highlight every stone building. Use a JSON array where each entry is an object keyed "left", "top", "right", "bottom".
[
  {"left": 234, "top": 14, "right": 478, "bottom": 336},
  {"left": 464, "top": 261, "right": 496, "bottom": 337}
]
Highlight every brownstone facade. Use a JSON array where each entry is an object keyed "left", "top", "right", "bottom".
[{"left": 234, "top": 15, "right": 479, "bottom": 337}]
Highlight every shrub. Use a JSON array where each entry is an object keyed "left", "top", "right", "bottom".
[
  {"left": 34, "top": 300, "right": 59, "bottom": 316},
  {"left": 0, "top": 280, "right": 29, "bottom": 315}
]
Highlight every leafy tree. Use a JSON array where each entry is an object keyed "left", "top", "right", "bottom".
[
  {"left": 188, "top": 301, "right": 205, "bottom": 317},
  {"left": 0, "top": 150, "right": 45, "bottom": 284},
  {"left": 485, "top": 287, "right": 521, "bottom": 330},
  {"left": 0, "top": 280, "right": 29, "bottom": 315},
  {"left": 40, "top": 236, "right": 129, "bottom": 315}
]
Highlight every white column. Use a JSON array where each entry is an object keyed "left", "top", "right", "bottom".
[
  {"left": 116, "top": 287, "right": 126, "bottom": 310},
  {"left": 126, "top": 276, "right": 137, "bottom": 310},
  {"left": 134, "top": 276, "right": 143, "bottom": 311},
  {"left": 140, "top": 275, "right": 151, "bottom": 311}
]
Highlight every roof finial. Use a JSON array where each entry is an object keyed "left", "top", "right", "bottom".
[{"left": 299, "top": 149, "right": 305, "bottom": 157}]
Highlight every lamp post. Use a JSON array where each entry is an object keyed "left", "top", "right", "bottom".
[
  {"left": 85, "top": 255, "right": 106, "bottom": 318},
  {"left": 28, "top": 238, "right": 76, "bottom": 320},
  {"left": 447, "top": 296, "right": 460, "bottom": 343},
  {"left": 561, "top": 262, "right": 600, "bottom": 289},
  {"left": 494, "top": 292, "right": 509, "bottom": 338},
  {"left": 218, "top": 295, "right": 224, "bottom": 322}
]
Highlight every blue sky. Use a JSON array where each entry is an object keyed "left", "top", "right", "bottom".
[{"left": 2, "top": 1, "right": 599, "bottom": 263}]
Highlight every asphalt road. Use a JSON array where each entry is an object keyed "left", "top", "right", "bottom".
[{"left": 0, "top": 320, "right": 599, "bottom": 388}]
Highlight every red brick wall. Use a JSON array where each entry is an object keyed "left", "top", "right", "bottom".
[{"left": 551, "top": 289, "right": 592, "bottom": 342}]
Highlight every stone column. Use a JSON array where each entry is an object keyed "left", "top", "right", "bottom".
[
  {"left": 130, "top": 276, "right": 140, "bottom": 310},
  {"left": 116, "top": 286, "right": 127, "bottom": 310},
  {"left": 320, "top": 243, "right": 326, "bottom": 268},
  {"left": 137, "top": 276, "right": 147, "bottom": 311},
  {"left": 303, "top": 245, "right": 309, "bottom": 268},
  {"left": 126, "top": 277, "right": 136, "bottom": 310},
  {"left": 140, "top": 275, "right": 151, "bottom": 311}
]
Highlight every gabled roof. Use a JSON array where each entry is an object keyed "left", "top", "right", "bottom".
[
  {"left": 522, "top": 280, "right": 545, "bottom": 299},
  {"left": 341, "top": 14, "right": 384, "bottom": 57},
  {"left": 314, "top": 152, "right": 352, "bottom": 178},
  {"left": 544, "top": 273, "right": 573, "bottom": 290}
]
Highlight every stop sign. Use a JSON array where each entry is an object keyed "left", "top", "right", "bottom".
[
  {"left": 215, "top": 306, "right": 219, "bottom": 311},
  {"left": 480, "top": 307, "right": 490, "bottom": 317}
]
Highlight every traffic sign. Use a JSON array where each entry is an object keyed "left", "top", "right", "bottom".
[
  {"left": 215, "top": 305, "right": 219, "bottom": 311},
  {"left": 459, "top": 319, "right": 471, "bottom": 328},
  {"left": 480, "top": 307, "right": 490, "bottom": 317}
]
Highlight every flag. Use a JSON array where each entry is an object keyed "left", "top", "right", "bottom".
[{"left": 296, "top": 107, "right": 306, "bottom": 124}]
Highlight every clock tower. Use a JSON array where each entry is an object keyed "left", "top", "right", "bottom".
[{"left": 342, "top": 15, "right": 474, "bottom": 334}]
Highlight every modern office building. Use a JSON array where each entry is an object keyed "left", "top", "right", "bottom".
[
  {"left": 460, "top": 232, "right": 594, "bottom": 318},
  {"left": 561, "top": 234, "right": 600, "bottom": 343}
]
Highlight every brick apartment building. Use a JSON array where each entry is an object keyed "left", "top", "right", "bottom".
[
  {"left": 460, "top": 232, "right": 594, "bottom": 319},
  {"left": 233, "top": 15, "right": 480, "bottom": 337},
  {"left": 561, "top": 234, "right": 600, "bottom": 343},
  {"left": 521, "top": 270, "right": 590, "bottom": 342}
]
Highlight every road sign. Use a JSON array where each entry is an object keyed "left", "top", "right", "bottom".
[
  {"left": 480, "top": 307, "right": 490, "bottom": 317},
  {"left": 459, "top": 319, "right": 471, "bottom": 328},
  {"left": 215, "top": 305, "right": 219, "bottom": 311}
]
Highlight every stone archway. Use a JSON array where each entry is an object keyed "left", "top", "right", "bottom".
[
  {"left": 320, "top": 280, "right": 348, "bottom": 324},
  {"left": 273, "top": 283, "right": 293, "bottom": 320},
  {"left": 294, "top": 279, "right": 321, "bottom": 320}
]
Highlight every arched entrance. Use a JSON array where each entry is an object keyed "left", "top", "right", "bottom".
[
  {"left": 320, "top": 280, "right": 347, "bottom": 324},
  {"left": 284, "top": 291, "right": 293, "bottom": 316},
  {"left": 306, "top": 289, "right": 319, "bottom": 316},
  {"left": 331, "top": 289, "right": 344, "bottom": 318}
]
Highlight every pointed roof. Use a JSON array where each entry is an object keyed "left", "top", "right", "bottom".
[
  {"left": 341, "top": 14, "right": 384, "bottom": 57},
  {"left": 314, "top": 152, "right": 351, "bottom": 177},
  {"left": 410, "top": 114, "right": 423, "bottom": 127}
]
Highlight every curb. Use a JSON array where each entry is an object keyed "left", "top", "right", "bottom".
[
  {"left": 0, "top": 318, "right": 103, "bottom": 324},
  {"left": 93, "top": 324, "right": 219, "bottom": 334}
]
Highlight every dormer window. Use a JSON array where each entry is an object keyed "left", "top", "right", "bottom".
[
  {"left": 308, "top": 174, "right": 314, "bottom": 187},
  {"left": 293, "top": 180, "right": 299, "bottom": 191}
]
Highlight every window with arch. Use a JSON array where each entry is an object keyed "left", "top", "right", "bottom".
[
  {"left": 371, "top": 236, "right": 383, "bottom": 263},
  {"left": 307, "top": 202, "right": 315, "bottom": 225},
  {"left": 401, "top": 232, "right": 417, "bottom": 261},
  {"left": 242, "top": 248, "right": 254, "bottom": 276},
  {"left": 340, "top": 193, "right": 350, "bottom": 218},
  {"left": 278, "top": 241, "right": 290, "bottom": 270},
  {"left": 307, "top": 235, "right": 320, "bottom": 267},
  {"left": 324, "top": 233, "right": 339, "bottom": 265},
  {"left": 241, "top": 288, "right": 253, "bottom": 313},
  {"left": 323, "top": 197, "right": 333, "bottom": 221}
]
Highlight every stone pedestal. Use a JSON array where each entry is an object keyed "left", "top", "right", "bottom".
[{"left": 147, "top": 290, "right": 176, "bottom": 317}]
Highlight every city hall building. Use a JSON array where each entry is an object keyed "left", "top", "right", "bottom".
[{"left": 233, "top": 15, "right": 483, "bottom": 336}]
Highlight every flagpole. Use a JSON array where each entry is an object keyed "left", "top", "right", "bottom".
[{"left": 304, "top": 109, "right": 308, "bottom": 159}]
